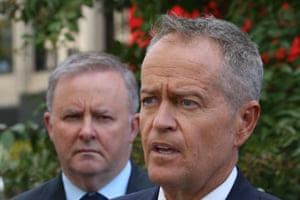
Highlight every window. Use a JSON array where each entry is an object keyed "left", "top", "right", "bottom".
[
  {"left": 34, "top": 44, "right": 57, "bottom": 71},
  {"left": 0, "top": 16, "right": 12, "bottom": 73}
]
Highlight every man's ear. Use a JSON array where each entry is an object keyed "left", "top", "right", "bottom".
[
  {"left": 44, "top": 112, "right": 54, "bottom": 142},
  {"left": 129, "top": 113, "right": 140, "bottom": 143},
  {"left": 234, "top": 100, "right": 260, "bottom": 148}
]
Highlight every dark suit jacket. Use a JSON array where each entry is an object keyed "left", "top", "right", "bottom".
[
  {"left": 10, "top": 161, "right": 155, "bottom": 200},
  {"left": 112, "top": 169, "right": 280, "bottom": 200}
]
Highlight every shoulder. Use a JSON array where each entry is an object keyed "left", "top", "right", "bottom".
[
  {"left": 129, "top": 162, "right": 152, "bottom": 183},
  {"left": 113, "top": 187, "right": 159, "bottom": 200},
  {"left": 227, "top": 169, "right": 281, "bottom": 200},
  {"left": 126, "top": 162, "right": 156, "bottom": 193},
  {"left": 257, "top": 189, "right": 281, "bottom": 200},
  {"left": 10, "top": 174, "right": 65, "bottom": 200}
]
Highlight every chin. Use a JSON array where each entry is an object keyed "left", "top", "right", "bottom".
[
  {"left": 72, "top": 161, "right": 104, "bottom": 173},
  {"left": 151, "top": 175, "right": 180, "bottom": 188},
  {"left": 149, "top": 167, "right": 173, "bottom": 183},
  {"left": 75, "top": 166, "right": 102, "bottom": 176}
]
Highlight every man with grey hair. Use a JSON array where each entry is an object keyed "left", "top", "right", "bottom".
[
  {"left": 11, "top": 52, "right": 154, "bottom": 200},
  {"left": 114, "top": 15, "right": 280, "bottom": 200}
]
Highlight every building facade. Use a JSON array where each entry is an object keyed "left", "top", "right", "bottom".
[{"left": 0, "top": 2, "right": 129, "bottom": 126}]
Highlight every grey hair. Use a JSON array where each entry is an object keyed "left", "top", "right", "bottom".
[
  {"left": 46, "top": 51, "right": 139, "bottom": 114},
  {"left": 147, "top": 15, "right": 263, "bottom": 110}
]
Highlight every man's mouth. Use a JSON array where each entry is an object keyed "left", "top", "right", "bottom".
[
  {"left": 152, "top": 142, "right": 178, "bottom": 154},
  {"left": 76, "top": 149, "right": 99, "bottom": 154}
]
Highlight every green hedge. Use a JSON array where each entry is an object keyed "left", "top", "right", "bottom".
[{"left": 0, "top": 0, "right": 300, "bottom": 199}]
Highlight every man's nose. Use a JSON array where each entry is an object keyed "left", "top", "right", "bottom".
[
  {"left": 152, "top": 103, "right": 177, "bottom": 132},
  {"left": 79, "top": 117, "right": 96, "bottom": 140}
]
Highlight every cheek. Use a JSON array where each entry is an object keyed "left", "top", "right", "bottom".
[
  {"left": 139, "top": 121, "right": 151, "bottom": 159},
  {"left": 100, "top": 126, "right": 130, "bottom": 149},
  {"left": 140, "top": 133, "right": 148, "bottom": 152},
  {"left": 140, "top": 122, "right": 151, "bottom": 147},
  {"left": 51, "top": 123, "right": 77, "bottom": 147},
  {"left": 140, "top": 110, "right": 152, "bottom": 133},
  {"left": 196, "top": 123, "right": 234, "bottom": 159},
  {"left": 139, "top": 115, "right": 147, "bottom": 138},
  {"left": 182, "top": 118, "right": 220, "bottom": 155}
]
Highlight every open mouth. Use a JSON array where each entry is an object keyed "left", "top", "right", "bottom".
[{"left": 152, "top": 142, "right": 178, "bottom": 154}]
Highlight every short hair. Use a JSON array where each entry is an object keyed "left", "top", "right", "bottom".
[
  {"left": 147, "top": 15, "right": 263, "bottom": 109},
  {"left": 46, "top": 51, "right": 139, "bottom": 114}
]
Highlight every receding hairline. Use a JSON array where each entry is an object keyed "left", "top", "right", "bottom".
[
  {"left": 144, "top": 14, "right": 263, "bottom": 110},
  {"left": 46, "top": 52, "right": 139, "bottom": 114}
]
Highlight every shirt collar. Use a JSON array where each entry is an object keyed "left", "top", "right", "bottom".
[
  {"left": 100, "top": 160, "right": 131, "bottom": 198},
  {"left": 62, "top": 160, "right": 132, "bottom": 200},
  {"left": 158, "top": 187, "right": 166, "bottom": 200},
  {"left": 62, "top": 173, "right": 85, "bottom": 200},
  {"left": 202, "top": 166, "right": 237, "bottom": 200},
  {"left": 158, "top": 167, "right": 237, "bottom": 200}
]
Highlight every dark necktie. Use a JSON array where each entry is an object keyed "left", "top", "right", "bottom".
[{"left": 80, "top": 192, "right": 108, "bottom": 200}]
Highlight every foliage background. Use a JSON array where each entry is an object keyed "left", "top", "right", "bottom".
[{"left": 0, "top": 0, "right": 300, "bottom": 199}]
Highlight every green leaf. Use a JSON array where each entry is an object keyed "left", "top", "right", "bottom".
[{"left": 0, "top": 131, "right": 15, "bottom": 149}]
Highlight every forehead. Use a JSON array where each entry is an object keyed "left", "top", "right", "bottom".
[
  {"left": 52, "top": 70, "right": 131, "bottom": 110},
  {"left": 54, "top": 70, "right": 128, "bottom": 98},
  {"left": 141, "top": 34, "right": 223, "bottom": 90}
]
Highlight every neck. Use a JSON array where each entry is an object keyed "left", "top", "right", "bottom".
[{"left": 62, "top": 160, "right": 129, "bottom": 192}]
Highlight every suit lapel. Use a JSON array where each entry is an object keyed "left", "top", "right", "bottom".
[
  {"left": 126, "top": 161, "right": 155, "bottom": 194},
  {"left": 226, "top": 169, "right": 258, "bottom": 200},
  {"left": 46, "top": 173, "right": 67, "bottom": 200}
]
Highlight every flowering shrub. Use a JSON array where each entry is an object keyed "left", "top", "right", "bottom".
[
  {"left": 1, "top": 0, "right": 299, "bottom": 199},
  {"left": 110, "top": 1, "right": 300, "bottom": 199}
]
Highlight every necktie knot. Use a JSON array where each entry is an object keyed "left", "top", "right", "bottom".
[{"left": 80, "top": 192, "right": 108, "bottom": 200}]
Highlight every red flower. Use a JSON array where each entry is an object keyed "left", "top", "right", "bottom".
[
  {"left": 128, "top": 5, "right": 150, "bottom": 48},
  {"left": 191, "top": 10, "right": 201, "bottom": 18},
  {"left": 169, "top": 5, "right": 200, "bottom": 18},
  {"left": 241, "top": 17, "right": 252, "bottom": 32},
  {"left": 274, "top": 47, "right": 286, "bottom": 60},
  {"left": 209, "top": 1, "right": 218, "bottom": 10},
  {"left": 129, "top": 64, "right": 136, "bottom": 71},
  {"left": 128, "top": 5, "right": 143, "bottom": 29},
  {"left": 128, "top": 30, "right": 150, "bottom": 48},
  {"left": 261, "top": 52, "right": 270, "bottom": 64},
  {"left": 287, "top": 37, "right": 300, "bottom": 62},
  {"left": 169, "top": 5, "right": 184, "bottom": 16},
  {"left": 208, "top": 0, "right": 221, "bottom": 17},
  {"left": 281, "top": 2, "right": 289, "bottom": 10}
]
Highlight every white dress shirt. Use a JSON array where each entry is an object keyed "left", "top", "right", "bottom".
[
  {"left": 158, "top": 167, "right": 237, "bottom": 200},
  {"left": 62, "top": 160, "right": 132, "bottom": 200}
]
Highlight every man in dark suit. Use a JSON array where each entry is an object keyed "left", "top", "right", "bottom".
[
  {"left": 11, "top": 52, "right": 154, "bottom": 200},
  {"left": 11, "top": 161, "right": 153, "bottom": 200},
  {"left": 114, "top": 15, "right": 280, "bottom": 200},
  {"left": 114, "top": 169, "right": 278, "bottom": 200}
]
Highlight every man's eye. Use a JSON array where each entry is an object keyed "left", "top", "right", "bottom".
[
  {"left": 142, "top": 97, "right": 157, "bottom": 105},
  {"left": 95, "top": 115, "right": 113, "bottom": 121},
  {"left": 181, "top": 99, "right": 198, "bottom": 108},
  {"left": 64, "top": 114, "right": 81, "bottom": 120}
]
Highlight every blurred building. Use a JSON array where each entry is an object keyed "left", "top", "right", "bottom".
[{"left": 0, "top": 2, "right": 129, "bottom": 126}]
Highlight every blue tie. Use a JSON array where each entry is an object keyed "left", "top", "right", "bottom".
[{"left": 80, "top": 192, "right": 108, "bottom": 200}]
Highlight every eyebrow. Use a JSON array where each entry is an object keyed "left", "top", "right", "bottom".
[
  {"left": 62, "top": 107, "right": 112, "bottom": 114},
  {"left": 140, "top": 88, "right": 160, "bottom": 95},
  {"left": 93, "top": 109, "right": 112, "bottom": 115},
  {"left": 63, "top": 108, "right": 81, "bottom": 114},
  {"left": 141, "top": 88, "right": 204, "bottom": 100},
  {"left": 170, "top": 90, "right": 205, "bottom": 100}
]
